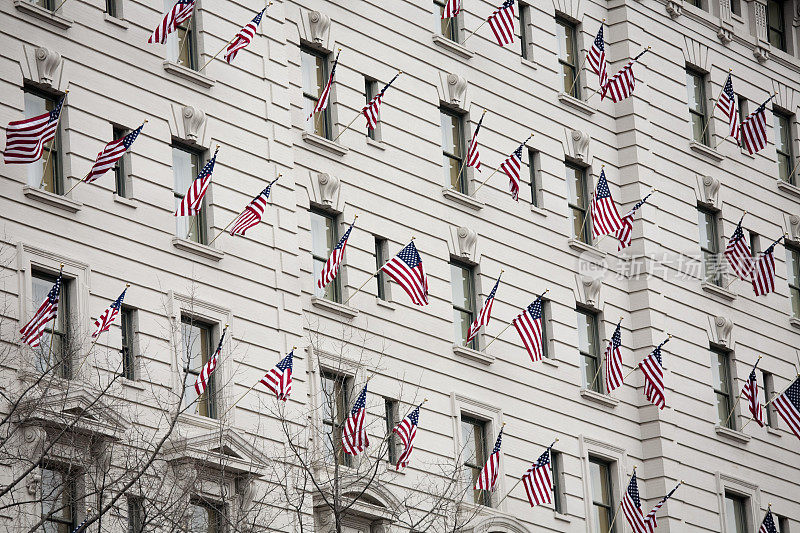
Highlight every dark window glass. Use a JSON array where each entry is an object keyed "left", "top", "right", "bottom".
[
  {"left": 566, "top": 163, "right": 590, "bottom": 243},
  {"left": 698, "top": 207, "right": 722, "bottom": 286},
  {"left": 302, "top": 48, "right": 332, "bottom": 139},
  {"left": 375, "top": 237, "right": 388, "bottom": 300},
  {"left": 121, "top": 307, "right": 135, "bottom": 380},
  {"left": 786, "top": 245, "right": 800, "bottom": 318},
  {"left": 33, "top": 272, "right": 70, "bottom": 378},
  {"left": 169, "top": 8, "right": 197, "bottom": 70},
  {"left": 113, "top": 126, "right": 130, "bottom": 197},
  {"left": 767, "top": 0, "right": 786, "bottom": 51},
  {"left": 441, "top": 108, "right": 466, "bottom": 193},
  {"left": 435, "top": 0, "right": 459, "bottom": 41},
  {"left": 555, "top": 17, "right": 580, "bottom": 98},
  {"left": 551, "top": 450, "right": 564, "bottom": 513},
  {"left": 311, "top": 210, "right": 341, "bottom": 302},
  {"left": 383, "top": 398, "right": 399, "bottom": 464},
  {"left": 450, "top": 261, "right": 476, "bottom": 348},
  {"left": 589, "top": 458, "right": 614, "bottom": 532},
  {"left": 365, "top": 78, "right": 378, "bottom": 139},
  {"left": 687, "top": 69, "right": 708, "bottom": 145},
  {"left": 128, "top": 496, "right": 144, "bottom": 533},
  {"left": 730, "top": 0, "right": 740, "bottom": 16},
  {"left": 188, "top": 499, "right": 224, "bottom": 533},
  {"left": 774, "top": 111, "right": 794, "bottom": 184},
  {"left": 519, "top": 3, "right": 530, "bottom": 59},
  {"left": 24, "top": 90, "right": 62, "bottom": 193},
  {"left": 763, "top": 371, "right": 777, "bottom": 427},
  {"left": 106, "top": 0, "right": 119, "bottom": 17},
  {"left": 173, "top": 144, "right": 207, "bottom": 244},
  {"left": 41, "top": 465, "right": 76, "bottom": 532},
  {"left": 529, "top": 150, "right": 541, "bottom": 207},
  {"left": 541, "top": 299, "right": 551, "bottom": 358},
  {"left": 461, "top": 415, "right": 491, "bottom": 506},
  {"left": 182, "top": 318, "right": 216, "bottom": 418},
  {"left": 578, "top": 309, "right": 602, "bottom": 392},
  {"left": 321, "top": 371, "right": 351, "bottom": 466},
  {"left": 710, "top": 347, "right": 735, "bottom": 429},
  {"left": 724, "top": 492, "right": 748, "bottom": 533}
]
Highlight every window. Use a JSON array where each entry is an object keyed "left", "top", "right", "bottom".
[
  {"left": 767, "top": 0, "right": 786, "bottom": 51},
  {"left": 777, "top": 515, "right": 790, "bottom": 532},
  {"left": 188, "top": 499, "right": 224, "bottom": 533},
  {"left": 435, "top": 0, "right": 459, "bottom": 41},
  {"left": 763, "top": 371, "right": 777, "bottom": 427},
  {"left": 311, "top": 210, "right": 341, "bottom": 302},
  {"left": 182, "top": 318, "right": 216, "bottom": 418},
  {"left": 24, "top": 89, "right": 62, "bottom": 193},
  {"left": 121, "top": 307, "right": 136, "bottom": 380},
  {"left": 113, "top": 125, "right": 131, "bottom": 197},
  {"left": 551, "top": 450, "right": 564, "bottom": 513},
  {"left": 750, "top": 232, "right": 761, "bottom": 257},
  {"left": 321, "top": 371, "right": 350, "bottom": 465},
  {"left": 577, "top": 309, "right": 602, "bottom": 392},
  {"left": 302, "top": 48, "right": 332, "bottom": 139},
  {"left": 375, "top": 237, "right": 389, "bottom": 300},
  {"left": 687, "top": 0, "right": 703, "bottom": 8},
  {"left": 383, "top": 398, "right": 399, "bottom": 464},
  {"left": 724, "top": 492, "right": 748, "bottom": 533},
  {"left": 541, "top": 299, "right": 551, "bottom": 359},
  {"left": 365, "top": 78, "right": 378, "bottom": 140},
  {"left": 786, "top": 244, "right": 800, "bottom": 318},
  {"left": 441, "top": 108, "right": 466, "bottom": 193},
  {"left": 461, "top": 415, "right": 491, "bottom": 506},
  {"left": 588, "top": 458, "right": 615, "bottom": 532},
  {"left": 686, "top": 68, "right": 708, "bottom": 145},
  {"left": 41, "top": 465, "right": 77, "bottom": 532},
  {"left": 105, "top": 0, "right": 120, "bottom": 17},
  {"left": 698, "top": 207, "right": 722, "bottom": 286},
  {"left": 166, "top": 0, "right": 197, "bottom": 69},
  {"left": 173, "top": 144, "right": 207, "bottom": 244},
  {"left": 711, "top": 347, "right": 735, "bottom": 429},
  {"left": 450, "top": 260, "right": 476, "bottom": 348},
  {"left": 566, "top": 163, "right": 590, "bottom": 243},
  {"left": 519, "top": 2, "right": 531, "bottom": 59},
  {"left": 33, "top": 271, "right": 70, "bottom": 378},
  {"left": 556, "top": 17, "right": 580, "bottom": 98},
  {"left": 529, "top": 149, "right": 542, "bottom": 207},
  {"left": 774, "top": 111, "right": 794, "bottom": 184},
  {"left": 34, "top": 0, "right": 55, "bottom": 8},
  {"left": 730, "top": 0, "right": 741, "bottom": 16},
  {"left": 128, "top": 496, "right": 144, "bottom": 533}
]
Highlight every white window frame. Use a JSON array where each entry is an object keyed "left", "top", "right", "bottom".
[
  {"left": 579, "top": 435, "right": 628, "bottom": 533},
  {"left": 715, "top": 472, "right": 761, "bottom": 533}
]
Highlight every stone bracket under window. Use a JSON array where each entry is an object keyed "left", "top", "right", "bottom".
[
  {"left": 171, "top": 237, "right": 224, "bottom": 261},
  {"left": 14, "top": 1, "right": 73, "bottom": 29},
  {"left": 162, "top": 61, "right": 215, "bottom": 88},
  {"left": 23, "top": 186, "right": 82, "bottom": 213}
]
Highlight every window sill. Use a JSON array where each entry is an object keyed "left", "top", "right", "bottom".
[
  {"left": 766, "top": 426, "right": 782, "bottom": 437},
  {"left": 120, "top": 377, "right": 146, "bottom": 391},
  {"left": 162, "top": 60, "right": 215, "bottom": 88},
  {"left": 13, "top": 0, "right": 73, "bottom": 28},
  {"left": 714, "top": 424, "right": 751, "bottom": 444},
  {"left": 776, "top": 179, "right": 800, "bottom": 200},
  {"left": 441, "top": 187, "right": 484, "bottom": 210},
  {"left": 789, "top": 317, "right": 800, "bottom": 330},
  {"left": 452, "top": 344, "right": 494, "bottom": 365},
  {"left": 171, "top": 237, "right": 224, "bottom": 261},
  {"left": 301, "top": 132, "right": 349, "bottom": 157},
  {"left": 701, "top": 281, "right": 736, "bottom": 301},
  {"left": 567, "top": 238, "right": 605, "bottom": 259},
  {"left": 689, "top": 141, "right": 724, "bottom": 162},
  {"left": 375, "top": 297, "right": 396, "bottom": 311},
  {"left": 23, "top": 186, "right": 82, "bottom": 213},
  {"left": 431, "top": 34, "right": 474, "bottom": 59},
  {"left": 530, "top": 204, "right": 547, "bottom": 217},
  {"left": 113, "top": 193, "right": 137, "bottom": 208},
  {"left": 579, "top": 388, "right": 619, "bottom": 408},
  {"left": 103, "top": 13, "right": 129, "bottom": 29},
  {"left": 557, "top": 92, "right": 595, "bottom": 116},
  {"left": 540, "top": 357, "right": 559, "bottom": 368},
  {"left": 366, "top": 137, "right": 386, "bottom": 150},
  {"left": 383, "top": 461, "right": 406, "bottom": 476},
  {"left": 178, "top": 412, "right": 220, "bottom": 429},
  {"left": 310, "top": 296, "right": 359, "bottom": 319},
  {"left": 520, "top": 56, "right": 537, "bottom": 70},
  {"left": 554, "top": 512, "right": 572, "bottom": 523}
]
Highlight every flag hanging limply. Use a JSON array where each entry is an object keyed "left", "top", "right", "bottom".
[
  {"left": 724, "top": 215, "right": 753, "bottom": 281},
  {"left": 317, "top": 220, "right": 355, "bottom": 289},
  {"left": 740, "top": 94, "right": 775, "bottom": 154},
  {"left": 474, "top": 427, "right": 503, "bottom": 491},
  {"left": 772, "top": 377, "right": 800, "bottom": 440},
  {"left": 521, "top": 441, "right": 556, "bottom": 507},
  {"left": 614, "top": 192, "right": 652, "bottom": 250},
  {"left": 380, "top": 241, "right": 429, "bottom": 305},
  {"left": 224, "top": 7, "right": 266, "bottom": 64},
  {"left": 148, "top": 0, "right": 195, "bottom": 44},
  {"left": 230, "top": 180, "right": 275, "bottom": 236},
  {"left": 342, "top": 384, "right": 369, "bottom": 455},
  {"left": 512, "top": 294, "right": 544, "bottom": 363},
  {"left": 467, "top": 273, "right": 502, "bottom": 343},
  {"left": 752, "top": 235, "right": 783, "bottom": 296},
  {"left": 92, "top": 288, "right": 127, "bottom": 338},
  {"left": 586, "top": 24, "right": 608, "bottom": 90},
  {"left": 261, "top": 350, "right": 293, "bottom": 401},
  {"left": 194, "top": 325, "right": 227, "bottom": 396},
  {"left": 621, "top": 471, "right": 647, "bottom": 533},
  {"left": 442, "top": 0, "right": 461, "bottom": 18},
  {"left": 85, "top": 124, "right": 143, "bottom": 183},
  {"left": 363, "top": 72, "right": 401, "bottom": 130},
  {"left": 393, "top": 403, "right": 422, "bottom": 470},
  {"left": 19, "top": 273, "right": 62, "bottom": 348},
  {"left": 500, "top": 137, "right": 529, "bottom": 202},
  {"left": 466, "top": 113, "right": 485, "bottom": 172},
  {"left": 487, "top": 0, "right": 515, "bottom": 47},
  {"left": 175, "top": 147, "right": 218, "bottom": 217},
  {"left": 591, "top": 169, "right": 624, "bottom": 239},
  {"left": 742, "top": 358, "right": 764, "bottom": 427},
  {"left": 604, "top": 320, "right": 624, "bottom": 393},
  {"left": 4, "top": 94, "right": 65, "bottom": 164},
  {"left": 643, "top": 482, "right": 682, "bottom": 531},
  {"left": 715, "top": 74, "right": 740, "bottom": 143},
  {"left": 601, "top": 48, "right": 648, "bottom": 102},
  {"left": 759, "top": 509, "right": 779, "bottom": 533},
  {"left": 307, "top": 50, "right": 340, "bottom": 121},
  {"left": 639, "top": 338, "right": 668, "bottom": 409}
]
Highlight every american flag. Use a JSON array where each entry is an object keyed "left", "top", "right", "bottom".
[
  {"left": 194, "top": 325, "right": 226, "bottom": 396},
  {"left": 601, "top": 60, "right": 635, "bottom": 102},
  {"left": 224, "top": 8, "right": 265, "bottom": 64},
  {"left": 307, "top": 50, "right": 340, "bottom": 121},
  {"left": 316, "top": 221, "right": 354, "bottom": 289},
  {"left": 752, "top": 235, "right": 783, "bottom": 297},
  {"left": 175, "top": 147, "right": 218, "bottom": 217},
  {"left": 148, "top": 0, "right": 195, "bottom": 44},
  {"left": 521, "top": 441, "right": 556, "bottom": 507},
  {"left": 474, "top": 427, "right": 503, "bottom": 491},
  {"left": 261, "top": 350, "right": 293, "bottom": 401},
  {"left": 740, "top": 103, "right": 769, "bottom": 155},
  {"left": 773, "top": 376, "right": 800, "bottom": 440},
  {"left": 759, "top": 509, "right": 779, "bottom": 533},
  {"left": 380, "top": 241, "right": 429, "bottom": 306},
  {"left": 91, "top": 287, "right": 127, "bottom": 338},
  {"left": 591, "top": 169, "right": 624, "bottom": 239},
  {"left": 643, "top": 482, "right": 681, "bottom": 532},
  {"left": 512, "top": 295, "right": 544, "bottom": 364},
  {"left": 622, "top": 471, "right": 647, "bottom": 533},
  {"left": 615, "top": 193, "right": 652, "bottom": 250},
  {"left": 393, "top": 402, "right": 421, "bottom": 470},
  {"left": 466, "top": 273, "right": 502, "bottom": 343},
  {"left": 229, "top": 180, "right": 275, "bottom": 236},
  {"left": 442, "top": 0, "right": 461, "bottom": 18},
  {"left": 501, "top": 137, "right": 529, "bottom": 202},
  {"left": 3, "top": 94, "right": 65, "bottom": 164},
  {"left": 84, "top": 124, "right": 143, "bottom": 183},
  {"left": 639, "top": 338, "right": 668, "bottom": 409},
  {"left": 466, "top": 112, "right": 485, "bottom": 172},
  {"left": 742, "top": 358, "right": 764, "bottom": 427},
  {"left": 604, "top": 320, "right": 624, "bottom": 393},
  {"left": 715, "top": 74, "right": 740, "bottom": 143},
  {"left": 487, "top": 0, "right": 515, "bottom": 47},
  {"left": 586, "top": 24, "right": 608, "bottom": 90},
  {"left": 342, "top": 384, "right": 369, "bottom": 455},
  {"left": 724, "top": 215, "right": 753, "bottom": 280},
  {"left": 363, "top": 72, "right": 401, "bottom": 130},
  {"left": 19, "top": 273, "right": 61, "bottom": 348}
]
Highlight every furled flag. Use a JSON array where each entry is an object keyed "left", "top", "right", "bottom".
[
  {"left": 639, "top": 338, "right": 668, "bottom": 409},
  {"left": 740, "top": 102, "right": 770, "bottom": 155},
  {"left": 521, "top": 441, "right": 556, "bottom": 507},
  {"left": 614, "top": 192, "right": 652, "bottom": 250},
  {"left": 380, "top": 241, "right": 429, "bottom": 305},
  {"left": 261, "top": 350, "right": 293, "bottom": 401},
  {"left": 148, "top": 0, "right": 195, "bottom": 44},
  {"left": 317, "top": 220, "right": 354, "bottom": 289},
  {"left": 591, "top": 169, "right": 624, "bottom": 239},
  {"left": 92, "top": 287, "right": 127, "bottom": 338},
  {"left": 19, "top": 273, "right": 61, "bottom": 348},
  {"left": 442, "top": 0, "right": 461, "bottom": 18},
  {"left": 466, "top": 272, "right": 502, "bottom": 343},
  {"left": 742, "top": 358, "right": 764, "bottom": 427},
  {"left": 307, "top": 50, "right": 340, "bottom": 121},
  {"left": 466, "top": 112, "right": 485, "bottom": 172},
  {"left": 4, "top": 94, "right": 65, "bottom": 164},
  {"left": 622, "top": 471, "right": 647, "bottom": 533},
  {"left": 759, "top": 509, "right": 779, "bottom": 533},
  {"left": 175, "top": 147, "right": 218, "bottom": 217},
  {"left": 393, "top": 402, "right": 422, "bottom": 470},
  {"left": 224, "top": 7, "right": 265, "bottom": 64},
  {"left": 230, "top": 180, "right": 276, "bottom": 236},
  {"left": 84, "top": 124, "right": 143, "bottom": 183},
  {"left": 605, "top": 320, "right": 624, "bottom": 393},
  {"left": 364, "top": 72, "right": 401, "bottom": 130},
  {"left": 773, "top": 376, "right": 800, "bottom": 440},
  {"left": 342, "top": 384, "right": 369, "bottom": 455},
  {"left": 715, "top": 73, "right": 740, "bottom": 143},
  {"left": 752, "top": 235, "right": 783, "bottom": 296},
  {"left": 724, "top": 215, "right": 753, "bottom": 280},
  {"left": 512, "top": 294, "right": 544, "bottom": 364},
  {"left": 487, "top": 0, "right": 515, "bottom": 47},
  {"left": 601, "top": 61, "right": 635, "bottom": 102},
  {"left": 194, "top": 325, "right": 226, "bottom": 396},
  {"left": 644, "top": 482, "right": 682, "bottom": 532},
  {"left": 474, "top": 427, "right": 503, "bottom": 491},
  {"left": 586, "top": 24, "right": 608, "bottom": 90},
  {"left": 501, "top": 137, "right": 529, "bottom": 202}
]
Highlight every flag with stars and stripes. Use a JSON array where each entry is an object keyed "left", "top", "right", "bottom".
[
  {"left": 317, "top": 221, "right": 354, "bottom": 289},
  {"left": 466, "top": 113, "right": 484, "bottom": 172},
  {"left": 773, "top": 377, "right": 800, "bottom": 440},
  {"left": 194, "top": 325, "right": 226, "bottom": 396},
  {"left": 501, "top": 138, "right": 527, "bottom": 202},
  {"left": 752, "top": 235, "right": 783, "bottom": 296},
  {"left": 393, "top": 403, "right": 421, "bottom": 470},
  {"left": 759, "top": 509, "right": 779, "bottom": 533},
  {"left": 91, "top": 288, "right": 127, "bottom": 338},
  {"left": 363, "top": 73, "right": 401, "bottom": 130},
  {"left": 342, "top": 384, "right": 369, "bottom": 455},
  {"left": 261, "top": 350, "right": 293, "bottom": 401},
  {"left": 622, "top": 471, "right": 647, "bottom": 533},
  {"left": 521, "top": 442, "right": 555, "bottom": 507},
  {"left": 84, "top": 124, "right": 143, "bottom": 183},
  {"left": 224, "top": 8, "right": 265, "bottom": 64},
  {"left": 741, "top": 104, "right": 768, "bottom": 155},
  {"left": 380, "top": 241, "right": 429, "bottom": 305},
  {"left": 644, "top": 482, "right": 681, "bottom": 532},
  {"left": 586, "top": 24, "right": 608, "bottom": 90},
  {"left": 4, "top": 94, "right": 65, "bottom": 164},
  {"left": 640, "top": 338, "right": 667, "bottom": 409},
  {"left": 605, "top": 320, "right": 624, "bottom": 393},
  {"left": 474, "top": 428, "right": 503, "bottom": 491},
  {"left": 601, "top": 60, "right": 636, "bottom": 102},
  {"left": 307, "top": 50, "right": 340, "bottom": 121},
  {"left": 716, "top": 74, "right": 740, "bottom": 143},
  {"left": 591, "top": 169, "right": 624, "bottom": 239},
  {"left": 487, "top": 0, "right": 515, "bottom": 46},
  {"left": 175, "top": 148, "right": 218, "bottom": 217},
  {"left": 742, "top": 358, "right": 764, "bottom": 427},
  {"left": 148, "top": 0, "right": 195, "bottom": 44},
  {"left": 442, "top": 0, "right": 461, "bottom": 18},
  {"left": 512, "top": 295, "right": 544, "bottom": 363},
  {"left": 466, "top": 273, "right": 502, "bottom": 343},
  {"left": 614, "top": 193, "right": 652, "bottom": 250},
  {"left": 724, "top": 216, "right": 753, "bottom": 280},
  {"left": 19, "top": 274, "right": 61, "bottom": 348},
  {"left": 230, "top": 182, "right": 274, "bottom": 236}
]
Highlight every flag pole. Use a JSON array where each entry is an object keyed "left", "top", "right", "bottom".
[
  {"left": 45, "top": 264, "right": 65, "bottom": 367},
  {"left": 206, "top": 173, "right": 281, "bottom": 247},
  {"left": 200, "top": 2, "right": 271, "bottom": 72},
  {"left": 472, "top": 133, "right": 534, "bottom": 197},
  {"left": 74, "top": 283, "right": 131, "bottom": 376},
  {"left": 462, "top": 19, "right": 488, "bottom": 45},
  {"left": 786, "top": 156, "right": 800, "bottom": 184},
  {"left": 342, "top": 225, "right": 397, "bottom": 306},
  {"left": 494, "top": 438, "right": 559, "bottom": 508},
  {"left": 588, "top": 317, "right": 623, "bottom": 391},
  {"left": 221, "top": 346, "right": 296, "bottom": 419},
  {"left": 741, "top": 373, "right": 799, "bottom": 431},
  {"left": 38, "top": 90, "right": 69, "bottom": 190},
  {"left": 721, "top": 356, "right": 760, "bottom": 429},
  {"left": 455, "top": 109, "right": 487, "bottom": 189},
  {"left": 484, "top": 289, "right": 549, "bottom": 350},
  {"left": 176, "top": 10, "right": 196, "bottom": 65},
  {"left": 52, "top": 0, "right": 70, "bottom": 13},
  {"left": 566, "top": 19, "right": 603, "bottom": 96},
  {"left": 623, "top": 334, "right": 671, "bottom": 381},
  {"left": 606, "top": 490, "right": 626, "bottom": 533},
  {"left": 331, "top": 71, "right": 403, "bottom": 143}
]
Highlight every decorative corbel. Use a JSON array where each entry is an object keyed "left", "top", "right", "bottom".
[
  {"left": 571, "top": 129, "right": 590, "bottom": 162},
  {"left": 714, "top": 315, "right": 733, "bottom": 346},
  {"left": 446, "top": 73, "right": 467, "bottom": 108},
  {"left": 35, "top": 46, "right": 62, "bottom": 87},
  {"left": 317, "top": 173, "right": 340, "bottom": 207},
  {"left": 580, "top": 272, "right": 603, "bottom": 308},
  {"left": 308, "top": 10, "right": 331, "bottom": 45},
  {"left": 789, "top": 215, "right": 800, "bottom": 242},
  {"left": 182, "top": 105, "right": 206, "bottom": 143},
  {"left": 456, "top": 226, "right": 477, "bottom": 261},
  {"left": 717, "top": 26, "right": 733, "bottom": 44},
  {"left": 666, "top": 0, "right": 682, "bottom": 18},
  {"left": 697, "top": 175, "right": 720, "bottom": 208}
]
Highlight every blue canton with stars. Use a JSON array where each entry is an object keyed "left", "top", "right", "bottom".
[
  {"left": 110, "top": 289, "right": 127, "bottom": 310},
  {"left": 335, "top": 223, "right": 354, "bottom": 251},
  {"left": 486, "top": 277, "right": 500, "bottom": 300},
  {"left": 351, "top": 385, "right": 368, "bottom": 415},
  {"left": 783, "top": 378, "right": 800, "bottom": 411},
  {"left": 252, "top": 8, "right": 265, "bottom": 25},
  {"left": 276, "top": 351, "right": 293, "bottom": 372},
  {"left": 535, "top": 448, "right": 550, "bottom": 468},
  {"left": 491, "top": 428, "right": 503, "bottom": 454},
  {"left": 761, "top": 510, "right": 778, "bottom": 533},
  {"left": 627, "top": 472, "right": 642, "bottom": 508},
  {"left": 611, "top": 321, "right": 622, "bottom": 349},
  {"left": 49, "top": 96, "right": 65, "bottom": 123},
  {"left": 48, "top": 275, "right": 62, "bottom": 304},
  {"left": 595, "top": 169, "right": 612, "bottom": 200},
  {"left": 397, "top": 242, "right": 422, "bottom": 268},
  {"left": 722, "top": 74, "right": 735, "bottom": 101},
  {"left": 408, "top": 406, "right": 420, "bottom": 426},
  {"left": 122, "top": 125, "right": 143, "bottom": 150},
  {"left": 527, "top": 296, "right": 543, "bottom": 320},
  {"left": 594, "top": 26, "right": 605, "bottom": 51}
]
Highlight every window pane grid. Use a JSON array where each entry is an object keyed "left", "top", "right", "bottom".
[
  {"left": 711, "top": 348, "right": 734, "bottom": 429},
  {"left": 311, "top": 210, "right": 341, "bottom": 302},
  {"left": 24, "top": 90, "right": 62, "bottom": 194},
  {"left": 435, "top": 0, "right": 459, "bottom": 40},
  {"left": 302, "top": 49, "right": 332, "bottom": 138},
  {"left": 686, "top": 70, "right": 708, "bottom": 145},
  {"left": 450, "top": 262, "right": 476, "bottom": 348},
  {"left": 578, "top": 309, "right": 602, "bottom": 392},
  {"left": 566, "top": 163, "right": 590, "bottom": 242},
  {"left": 441, "top": 109, "right": 466, "bottom": 193},
  {"left": 698, "top": 208, "right": 722, "bottom": 286},
  {"left": 774, "top": 112, "right": 794, "bottom": 183},
  {"left": 556, "top": 18, "right": 580, "bottom": 98}
]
